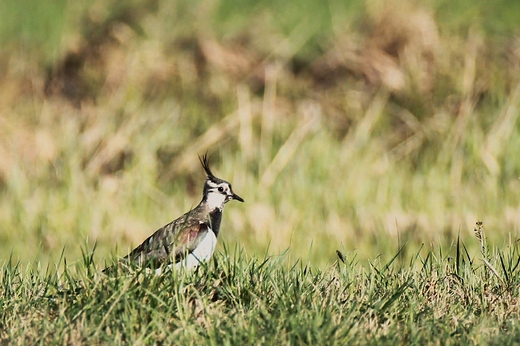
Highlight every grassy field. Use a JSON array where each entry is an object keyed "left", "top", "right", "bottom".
[
  {"left": 2, "top": 230, "right": 520, "bottom": 344},
  {"left": 1, "top": 0, "right": 520, "bottom": 343}
]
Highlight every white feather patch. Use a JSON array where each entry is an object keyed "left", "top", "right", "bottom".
[
  {"left": 155, "top": 228, "right": 217, "bottom": 274},
  {"left": 206, "top": 191, "right": 227, "bottom": 211}
]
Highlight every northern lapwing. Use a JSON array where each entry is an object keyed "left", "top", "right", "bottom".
[{"left": 105, "top": 154, "right": 244, "bottom": 274}]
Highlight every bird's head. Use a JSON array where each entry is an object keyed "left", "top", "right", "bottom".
[{"left": 199, "top": 154, "right": 244, "bottom": 211}]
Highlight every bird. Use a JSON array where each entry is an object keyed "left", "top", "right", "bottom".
[{"left": 104, "top": 154, "right": 244, "bottom": 275}]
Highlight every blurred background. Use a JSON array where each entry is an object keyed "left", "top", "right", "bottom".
[{"left": 1, "top": 0, "right": 520, "bottom": 268}]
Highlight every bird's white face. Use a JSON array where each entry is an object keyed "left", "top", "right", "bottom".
[{"left": 205, "top": 180, "right": 243, "bottom": 211}]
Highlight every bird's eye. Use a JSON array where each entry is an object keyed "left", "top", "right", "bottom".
[{"left": 218, "top": 187, "right": 224, "bottom": 192}]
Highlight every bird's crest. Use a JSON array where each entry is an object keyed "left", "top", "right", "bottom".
[{"left": 199, "top": 152, "right": 215, "bottom": 178}]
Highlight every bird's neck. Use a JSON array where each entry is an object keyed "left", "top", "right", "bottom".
[
  {"left": 209, "top": 209, "right": 223, "bottom": 237},
  {"left": 196, "top": 198, "right": 224, "bottom": 236}
]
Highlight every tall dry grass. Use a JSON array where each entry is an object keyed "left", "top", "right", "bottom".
[{"left": 0, "top": 0, "right": 519, "bottom": 266}]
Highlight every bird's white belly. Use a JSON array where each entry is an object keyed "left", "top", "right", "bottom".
[{"left": 155, "top": 230, "right": 217, "bottom": 274}]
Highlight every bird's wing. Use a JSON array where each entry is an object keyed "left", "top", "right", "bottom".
[
  {"left": 121, "top": 216, "right": 210, "bottom": 269},
  {"left": 172, "top": 222, "right": 210, "bottom": 262}
]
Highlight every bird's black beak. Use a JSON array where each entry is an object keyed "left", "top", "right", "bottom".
[{"left": 232, "top": 193, "right": 244, "bottom": 202}]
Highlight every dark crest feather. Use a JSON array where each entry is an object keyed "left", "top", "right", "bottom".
[{"left": 199, "top": 152, "right": 215, "bottom": 178}]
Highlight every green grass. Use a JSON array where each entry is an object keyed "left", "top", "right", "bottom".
[{"left": 2, "top": 233, "right": 520, "bottom": 344}]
